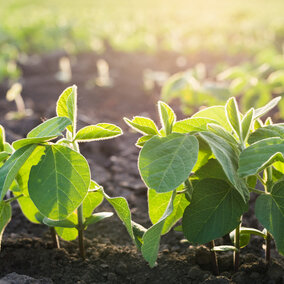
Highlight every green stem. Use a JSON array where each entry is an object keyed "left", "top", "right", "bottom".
[
  {"left": 266, "top": 231, "right": 271, "bottom": 263},
  {"left": 234, "top": 224, "right": 240, "bottom": 272},
  {"left": 4, "top": 194, "right": 23, "bottom": 203},
  {"left": 77, "top": 204, "right": 85, "bottom": 259},
  {"left": 248, "top": 187, "right": 266, "bottom": 195},
  {"left": 257, "top": 174, "right": 266, "bottom": 187},
  {"left": 50, "top": 227, "right": 60, "bottom": 248},
  {"left": 208, "top": 240, "right": 219, "bottom": 275}
]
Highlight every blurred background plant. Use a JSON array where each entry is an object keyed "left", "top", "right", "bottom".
[{"left": 1, "top": 0, "right": 284, "bottom": 118}]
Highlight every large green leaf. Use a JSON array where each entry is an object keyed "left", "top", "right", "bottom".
[
  {"left": 192, "top": 106, "right": 231, "bottom": 131},
  {"left": 248, "top": 124, "right": 284, "bottom": 145},
  {"left": 158, "top": 101, "right": 176, "bottom": 135},
  {"left": 173, "top": 118, "right": 218, "bottom": 133},
  {"left": 0, "top": 201, "right": 11, "bottom": 250},
  {"left": 238, "top": 138, "right": 284, "bottom": 177},
  {"left": 75, "top": 123, "right": 122, "bottom": 142},
  {"left": 182, "top": 179, "right": 247, "bottom": 244},
  {"left": 124, "top": 116, "right": 159, "bottom": 135},
  {"left": 27, "top": 117, "right": 71, "bottom": 138},
  {"left": 28, "top": 145, "right": 90, "bottom": 220},
  {"left": 200, "top": 132, "right": 249, "bottom": 201},
  {"left": 99, "top": 188, "right": 134, "bottom": 240},
  {"left": 56, "top": 85, "right": 77, "bottom": 134},
  {"left": 139, "top": 133, "right": 198, "bottom": 193},
  {"left": 255, "top": 181, "right": 284, "bottom": 255},
  {"left": 141, "top": 191, "right": 175, "bottom": 267},
  {"left": 0, "top": 144, "right": 37, "bottom": 201},
  {"left": 148, "top": 186, "right": 189, "bottom": 234},
  {"left": 225, "top": 97, "right": 242, "bottom": 139}
]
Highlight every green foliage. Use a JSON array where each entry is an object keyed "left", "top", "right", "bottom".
[
  {"left": 0, "top": 85, "right": 127, "bottom": 254},
  {"left": 139, "top": 134, "right": 198, "bottom": 193},
  {"left": 255, "top": 180, "right": 284, "bottom": 254},
  {"left": 125, "top": 95, "right": 284, "bottom": 267},
  {"left": 182, "top": 179, "right": 247, "bottom": 244},
  {"left": 0, "top": 201, "right": 11, "bottom": 251}
]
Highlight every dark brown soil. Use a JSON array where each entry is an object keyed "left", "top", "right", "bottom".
[{"left": 0, "top": 48, "right": 283, "bottom": 284}]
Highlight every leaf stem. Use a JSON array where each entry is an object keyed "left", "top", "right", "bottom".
[
  {"left": 234, "top": 224, "right": 240, "bottom": 272},
  {"left": 50, "top": 227, "right": 60, "bottom": 248},
  {"left": 265, "top": 231, "right": 271, "bottom": 263},
  {"left": 4, "top": 194, "right": 23, "bottom": 203},
  {"left": 77, "top": 204, "right": 85, "bottom": 259},
  {"left": 257, "top": 174, "right": 266, "bottom": 187},
  {"left": 208, "top": 240, "right": 219, "bottom": 275},
  {"left": 248, "top": 187, "right": 266, "bottom": 195}
]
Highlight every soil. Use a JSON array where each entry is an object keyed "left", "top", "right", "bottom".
[{"left": 0, "top": 48, "right": 283, "bottom": 284}]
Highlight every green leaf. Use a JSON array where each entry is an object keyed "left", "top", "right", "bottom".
[
  {"left": 158, "top": 101, "right": 176, "bottom": 135},
  {"left": 27, "top": 117, "right": 71, "bottom": 138},
  {"left": 131, "top": 221, "right": 147, "bottom": 249},
  {"left": 55, "top": 213, "right": 78, "bottom": 241},
  {"left": 4, "top": 143, "right": 13, "bottom": 154},
  {"left": 192, "top": 136, "right": 212, "bottom": 172},
  {"left": 248, "top": 124, "right": 284, "bottom": 145},
  {"left": 43, "top": 217, "right": 77, "bottom": 228},
  {"left": 124, "top": 117, "right": 159, "bottom": 135},
  {"left": 28, "top": 145, "right": 90, "bottom": 220},
  {"left": 141, "top": 191, "right": 175, "bottom": 267},
  {"left": 194, "top": 159, "right": 227, "bottom": 181},
  {"left": 136, "top": 135, "right": 153, "bottom": 148},
  {"left": 13, "top": 137, "right": 56, "bottom": 150},
  {"left": 0, "top": 152, "right": 10, "bottom": 164},
  {"left": 99, "top": 188, "right": 134, "bottom": 240},
  {"left": 83, "top": 181, "right": 104, "bottom": 218},
  {"left": 15, "top": 146, "right": 46, "bottom": 196},
  {"left": 15, "top": 192, "right": 41, "bottom": 224},
  {"left": 0, "top": 125, "right": 5, "bottom": 152},
  {"left": 254, "top": 96, "right": 281, "bottom": 120},
  {"left": 200, "top": 132, "right": 249, "bottom": 202},
  {"left": 241, "top": 108, "right": 254, "bottom": 143},
  {"left": 192, "top": 106, "right": 231, "bottom": 131},
  {"left": 0, "top": 144, "right": 37, "bottom": 201},
  {"left": 84, "top": 212, "right": 113, "bottom": 227},
  {"left": 182, "top": 179, "right": 247, "bottom": 244},
  {"left": 173, "top": 118, "right": 218, "bottom": 133},
  {"left": 139, "top": 133, "right": 198, "bottom": 193},
  {"left": 148, "top": 186, "right": 189, "bottom": 234},
  {"left": 207, "top": 124, "right": 238, "bottom": 148},
  {"left": 0, "top": 201, "right": 11, "bottom": 250},
  {"left": 225, "top": 97, "right": 242, "bottom": 140},
  {"left": 238, "top": 138, "right": 284, "bottom": 177},
  {"left": 75, "top": 123, "right": 122, "bottom": 142},
  {"left": 56, "top": 85, "right": 77, "bottom": 134},
  {"left": 255, "top": 181, "right": 284, "bottom": 255}
]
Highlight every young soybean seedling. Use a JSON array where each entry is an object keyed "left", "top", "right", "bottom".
[
  {"left": 0, "top": 85, "right": 136, "bottom": 258},
  {"left": 124, "top": 97, "right": 284, "bottom": 272}
]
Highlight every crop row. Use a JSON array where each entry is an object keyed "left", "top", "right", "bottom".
[{"left": 0, "top": 86, "right": 283, "bottom": 273}]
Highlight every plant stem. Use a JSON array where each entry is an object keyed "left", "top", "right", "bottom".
[
  {"left": 266, "top": 231, "right": 271, "bottom": 263},
  {"left": 77, "top": 204, "right": 85, "bottom": 259},
  {"left": 4, "top": 194, "right": 23, "bottom": 203},
  {"left": 234, "top": 224, "right": 240, "bottom": 272},
  {"left": 248, "top": 187, "right": 266, "bottom": 195},
  {"left": 208, "top": 240, "right": 219, "bottom": 275},
  {"left": 50, "top": 227, "right": 60, "bottom": 248}
]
